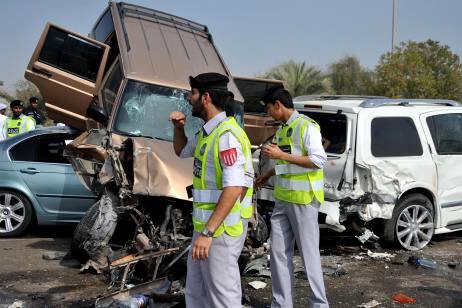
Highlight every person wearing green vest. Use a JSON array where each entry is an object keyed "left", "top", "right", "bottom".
[
  {"left": 4, "top": 100, "right": 35, "bottom": 139},
  {"left": 255, "top": 85, "right": 328, "bottom": 308},
  {"left": 169, "top": 72, "right": 253, "bottom": 308}
]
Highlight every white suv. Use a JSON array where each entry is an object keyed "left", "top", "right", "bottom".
[{"left": 256, "top": 96, "right": 462, "bottom": 250}]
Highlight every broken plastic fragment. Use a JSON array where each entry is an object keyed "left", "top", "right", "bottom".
[
  {"left": 367, "top": 250, "right": 395, "bottom": 260},
  {"left": 248, "top": 281, "right": 267, "bottom": 289},
  {"left": 357, "top": 299, "right": 381, "bottom": 308},
  {"left": 392, "top": 293, "right": 416, "bottom": 304}
]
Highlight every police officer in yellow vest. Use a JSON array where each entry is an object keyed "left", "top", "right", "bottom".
[
  {"left": 255, "top": 85, "right": 328, "bottom": 308},
  {"left": 4, "top": 100, "right": 35, "bottom": 139},
  {"left": 169, "top": 72, "right": 253, "bottom": 308}
]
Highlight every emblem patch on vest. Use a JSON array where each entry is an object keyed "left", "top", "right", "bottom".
[
  {"left": 220, "top": 148, "right": 237, "bottom": 166},
  {"left": 193, "top": 158, "right": 202, "bottom": 178},
  {"left": 287, "top": 128, "right": 293, "bottom": 137}
]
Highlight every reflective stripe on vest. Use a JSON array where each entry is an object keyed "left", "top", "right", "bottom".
[
  {"left": 275, "top": 163, "right": 317, "bottom": 175},
  {"left": 193, "top": 207, "right": 241, "bottom": 227},
  {"left": 192, "top": 117, "right": 252, "bottom": 237},
  {"left": 274, "top": 114, "right": 324, "bottom": 205}
]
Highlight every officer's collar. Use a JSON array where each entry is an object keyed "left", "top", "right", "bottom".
[
  {"left": 202, "top": 111, "right": 227, "bottom": 136},
  {"left": 282, "top": 110, "right": 299, "bottom": 127}
]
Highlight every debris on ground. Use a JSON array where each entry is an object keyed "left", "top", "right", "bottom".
[
  {"left": 248, "top": 281, "right": 267, "bottom": 290},
  {"left": 448, "top": 261, "right": 460, "bottom": 269},
  {"left": 337, "top": 245, "right": 361, "bottom": 253},
  {"left": 243, "top": 256, "right": 271, "bottom": 278},
  {"left": 353, "top": 255, "right": 366, "bottom": 261},
  {"left": 408, "top": 256, "right": 437, "bottom": 269},
  {"left": 366, "top": 250, "right": 395, "bottom": 260},
  {"left": 42, "top": 251, "right": 67, "bottom": 260},
  {"left": 323, "top": 265, "right": 347, "bottom": 277},
  {"left": 392, "top": 293, "right": 416, "bottom": 304},
  {"left": 355, "top": 229, "right": 379, "bottom": 244},
  {"left": 7, "top": 301, "right": 26, "bottom": 308},
  {"left": 357, "top": 299, "right": 381, "bottom": 308}
]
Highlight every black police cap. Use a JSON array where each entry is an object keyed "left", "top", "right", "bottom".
[
  {"left": 10, "top": 100, "right": 24, "bottom": 108},
  {"left": 189, "top": 72, "right": 229, "bottom": 92},
  {"left": 29, "top": 97, "right": 39, "bottom": 103},
  {"left": 260, "top": 84, "right": 285, "bottom": 106}
]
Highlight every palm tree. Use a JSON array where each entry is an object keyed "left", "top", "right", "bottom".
[{"left": 261, "top": 60, "right": 331, "bottom": 97}]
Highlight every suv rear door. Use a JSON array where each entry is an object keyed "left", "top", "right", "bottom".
[
  {"left": 299, "top": 110, "right": 355, "bottom": 201},
  {"left": 25, "top": 23, "right": 110, "bottom": 130},
  {"left": 421, "top": 110, "right": 462, "bottom": 228}
]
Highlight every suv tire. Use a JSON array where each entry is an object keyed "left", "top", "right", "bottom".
[{"left": 384, "top": 193, "right": 434, "bottom": 250}]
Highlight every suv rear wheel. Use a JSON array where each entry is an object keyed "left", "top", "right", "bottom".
[{"left": 384, "top": 193, "right": 434, "bottom": 250}]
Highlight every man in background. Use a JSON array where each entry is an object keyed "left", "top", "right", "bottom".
[
  {"left": 0, "top": 102, "right": 7, "bottom": 141},
  {"left": 4, "top": 100, "right": 35, "bottom": 139},
  {"left": 23, "top": 96, "right": 45, "bottom": 126}
]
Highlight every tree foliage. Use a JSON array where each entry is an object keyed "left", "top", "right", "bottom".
[
  {"left": 328, "top": 56, "right": 374, "bottom": 95},
  {"left": 374, "top": 39, "right": 462, "bottom": 100},
  {"left": 261, "top": 60, "right": 331, "bottom": 97}
]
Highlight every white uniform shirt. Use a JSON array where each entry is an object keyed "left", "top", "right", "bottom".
[
  {"left": 0, "top": 114, "right": 6, "bottom": 141},
  {"left": 283, "top": 110, "right": 327, "bottom": 168},
  {"left": 180, "top": 112, "right": 254, "bottom": 188}
]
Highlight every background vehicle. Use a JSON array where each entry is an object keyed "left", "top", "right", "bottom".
[
  {"left": 0, "top": 127, "right": 97, "bottom": 237},
  {"left": 256, "top": 96, "right": 462, "bottom": 250}
]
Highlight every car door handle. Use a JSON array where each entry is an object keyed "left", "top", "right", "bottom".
[
  {"left": 32, "top": 67, "right": 52, "bottom": 78},
  {"left": 20, "top": 168, "right": 41, "bottom": 174}
]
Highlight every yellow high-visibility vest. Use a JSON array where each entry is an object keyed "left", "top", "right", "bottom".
[
  {"left": 192, "top": 117, "right": 253, "bottom": 237},
  {"left": 274, "top": 114, "right": 324, "bottom": 205},
  {"left": 5, "top": 115, "right": 35, "bottom": 138}
]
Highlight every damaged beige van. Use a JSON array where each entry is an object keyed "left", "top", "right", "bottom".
[
  {"left": 256, "top": 95, "right": 462, "bottom": 250},
  {"left": 24, "top": 2, "right": 270, "bottom": 286}
]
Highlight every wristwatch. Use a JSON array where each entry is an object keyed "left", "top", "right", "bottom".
[{"left": 201, "top": 227, "right": 214, "bottom": 238}]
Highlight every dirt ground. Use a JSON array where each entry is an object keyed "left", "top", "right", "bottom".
[{"left": 0, "top": 227, "right": 461, "bottom": 308}]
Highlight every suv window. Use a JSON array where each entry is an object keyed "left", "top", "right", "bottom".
[
  {"left": 427, "top": 113, "right": 462, "bottom": 155},
  {"left": 371, "top": 117, "right": 423, "bottom": 157},
  {"left": 38, "top": 26, "right": 105, "bottom": 82},
  {"left": 93, "top": 9, "right": 114, "bottom": 43},
  {"left": 301, "top": 111, "right": 347, "bottom": 154},
  {"left": 10, "top": 134, "right": 74, "bottom": 164},
  {"left": 101, "top": 61, "right": 123, "bottom": 116}
]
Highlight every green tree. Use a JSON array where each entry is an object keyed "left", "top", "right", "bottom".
[
  {"left": 374, "top": 39, "right": 462, "bottom": 100},
  {"left": 328, "top": 56, "right": 375, "bottom": 95},
  {"left": 261, "top": 60, "right": 331, "bottom": 97}
]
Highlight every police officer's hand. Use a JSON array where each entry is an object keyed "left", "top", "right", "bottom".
[
  {"left": 263, "top": 144, "right": 285, "bottom": 160},
  {"left": 254, "top": 173, "right": 270, "bottom": 189},
  {"left": 169, "top": 111, "right": 186, "bottom": 128},
  {"left": 192, "top": 234, "right": 213, "bottom": 260}
]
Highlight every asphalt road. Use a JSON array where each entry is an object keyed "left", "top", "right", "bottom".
[{"left": 0, "top": 227, "right": 461, "bottom": 307}]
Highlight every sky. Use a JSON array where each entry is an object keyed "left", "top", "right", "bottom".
[{"left": 1, "top": 0, "right": 461, "bottom": 92}]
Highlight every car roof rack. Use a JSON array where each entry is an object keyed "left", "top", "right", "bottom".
[
  {"left": 294, "top": 95, "right": 387, "bottom": 101},
  {"left": 360, "top": 98, "right": 461, "bottom": 108}
]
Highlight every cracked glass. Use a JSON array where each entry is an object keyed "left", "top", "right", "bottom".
[{"left": 113, "top": 80, "right": 203, "bottom": 141}]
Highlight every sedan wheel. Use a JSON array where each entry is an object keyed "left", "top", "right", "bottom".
[
  {"left": 396, "top": 204, "right": 434, "bottom": 250},
  {"left": 0, "top": 191, "right": 32, "bottom": 237}
]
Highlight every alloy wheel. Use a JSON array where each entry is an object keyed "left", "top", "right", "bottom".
[
  {"left": 0, "top": 193, "right": 26, "bottom": 234},
  {"left": 396, "top": 204, "right": 434, "bottom": 250}
]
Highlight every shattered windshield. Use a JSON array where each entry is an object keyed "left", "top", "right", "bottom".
[{"left": 113, "top": 80, "right": 203, "bottom": 141}]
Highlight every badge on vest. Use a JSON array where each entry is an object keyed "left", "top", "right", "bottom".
[
  {"left": 279, "top": 145, "right": 291, "bottom": 154},
  {"left": 287, "top": 128, "right": 293, "bottom": 137},
  {"left": 220, "top": 148, "right": 237, "bottom": 166},
  {"left": 193, "top": 158, "right": 202, "bottom": 178},
  {"left": 8, "top": 128, "right": 19, "bottom": 135}
]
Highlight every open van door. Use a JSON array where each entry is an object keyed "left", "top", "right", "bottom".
[{"left": 25, "top": 23, "right": 110, "bottom": 130}]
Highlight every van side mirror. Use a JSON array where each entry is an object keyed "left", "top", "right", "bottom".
[{"left": 86, "top": 97, "right": 108, "bottom": 126}]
